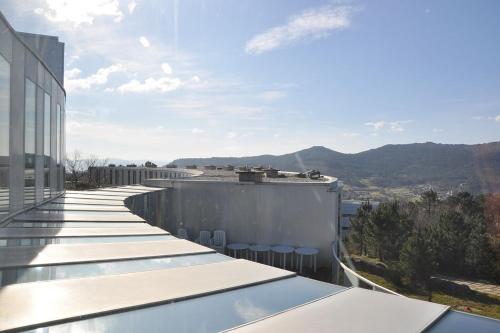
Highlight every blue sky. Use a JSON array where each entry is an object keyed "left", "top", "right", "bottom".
[{"left": 3, "top": 0, "right": 500, "bottom": 161}]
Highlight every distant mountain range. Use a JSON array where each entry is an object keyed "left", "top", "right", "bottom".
[{"left": 171, "top": 142, "right": 500, "bottom": 195}]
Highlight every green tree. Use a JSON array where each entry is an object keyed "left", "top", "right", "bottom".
[
  {"left": 400, "top": 228, "right": 435, "bottom": 288},
  {"left": 430, "top": 210, "right": 470, "bottom": 275},
  {"left": 464, "top": 214, "right": 496, "bottom": 279},
  {"left": 349, "top": 201, "right": 372, "bottom": 255},
  {"left": 421, "top": 189, "right": 438, "bottom": 215},
  {"left": 368, "top": 201, "right": 414, "bottom": 261}
]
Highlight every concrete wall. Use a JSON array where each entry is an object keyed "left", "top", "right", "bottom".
[{"left": 141, "top": 179, "right": 341, "bottom": 269}]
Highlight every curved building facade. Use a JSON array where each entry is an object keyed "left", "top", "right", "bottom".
[{"left": 0, "top": 12, "right": 65, "bottom": 221}]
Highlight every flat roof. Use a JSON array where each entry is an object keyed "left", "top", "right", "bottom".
[{"left": 0, "top": 185, "right": 497, "bottom": 332}]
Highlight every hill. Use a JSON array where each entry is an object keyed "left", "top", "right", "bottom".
[{"left": 171, "top": 142, "right": 500, "bottom": 200}]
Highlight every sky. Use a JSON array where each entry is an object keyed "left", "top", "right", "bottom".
[{"left": 2, "top": 0, "right": 500, "bottom": 162}]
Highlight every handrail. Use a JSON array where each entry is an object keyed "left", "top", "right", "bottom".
[{"left": 332, "top": 241, "right": 402, "bottom": 296}]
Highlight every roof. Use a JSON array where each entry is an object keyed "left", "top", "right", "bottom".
[{"left": 0, "top": 185, "right": 498, "bottom": 332}]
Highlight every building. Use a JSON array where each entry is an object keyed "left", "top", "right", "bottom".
[
  {"left": 340, "top": 199, "right": 380, "bottom": 239},
  {"left": 0, "top": 11, "right": 65, "bottom": 222},
  {"left": 0, "top": 11, "right": 498, "bottom": 333},
  {"left": 88, "top": 165, "right": 196, "bottom": 186}
]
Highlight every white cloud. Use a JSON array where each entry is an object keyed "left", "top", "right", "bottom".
[
  {"left": 364, "top": 120, "right": 412, "bottom": 133},
  {"left": 191, "top": 75, "right": 201, "bottom": 83},
  {"left": 433, "top": 128, "right": 444, "bottom": 133},
  {"left": 139, "top": 36, "right": 150, "bottom": 48},
  {"left": 65, "top": 64, "right": 123, "bottom": 92},
  {"left": 65, "top": 68, "right": 82, "bottom": 79},
  {"left": 117, "top": 77, "right": 181, "bottom": 93},
  {"left": 258, "top": 90, "right": 287, "bottom": 101},
  {"left": 191, "top": 128, "right": 205, "bottom": 134},
  {"left": 128, "top": 1, "right": 137, "bottom": 14},
  {"left": 343, "top": 132, "right": 359, "bottom": 137},
  {"left": 226, "top": 132, "right": 237, "bottom": 139},
  {"left": 364, "top": 121, "right": 386, "bottom": 131},
  {"left": 34, "top": 0, "right": 123, "bottom": 26},
  {"left": 245, "top": 4, "right": 356, "bottom": 55},
  {"left": 495, "top": 115, "right": 500, "bottom": 122},
  {"left": 161, "top": 63, "right": 173, "bottom": 75}
]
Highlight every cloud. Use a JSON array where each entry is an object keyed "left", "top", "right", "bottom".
[
  {"left": 258, "top": 90, "right": 287, "bottom": 101},
  {"left": 34, "top": 0, "right": 123, "bottom": 26},
  {"left": 191, "top": 75, "right": 201, "bottom": 83},
  {"left": 128, "top": 1, "right": 137, "bottom": 14},
  {"left": 472, "top": 115, "right": 500, "bottom": 122},
  {"left": 342, "top": 132, "right": 359, "bottom": 137},
  {"left": 65, "top": 68, "right": 82, "bottom": 79},
  {"left": 65, "top": 64, "right": 123, "bottom": 92},
  {"left": 117, "top": 77, "right": 181, "bottom": 93},
  {"left": 364, "top": 120, "right": 413, "bottom": 133},
  {"left": 191, "top": 128, "right": 204, "bottom": 134},
  {"left": 245, "top": 4, "right": 356, "bottom": 55},
  {"left": 433, "top": 128, "right": 444, "bottom": 133},
  {"left": 161, "top": 63, "right": 173, "bottom": 75},
  {"left": 139, "top": 36, "right": 150, "bottom": 48},
  {"left": 364, "top": 121, "right": 386, "bottom": 131},
  {"left": 226, "top": 132, "right": 237, "bottom": 139}
]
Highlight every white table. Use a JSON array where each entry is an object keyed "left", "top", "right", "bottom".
[
  {"left": 295, "top": 247, "right": 319, "bottom": 273},
  {"left": 249, "top": 244, "right": 271, "bottom": 264},
  {"left": 227, "top": 243, "right": 249, "bottom": 259},
  {"left": 271, "top": 245, "right": 295, "bottom": 269}
]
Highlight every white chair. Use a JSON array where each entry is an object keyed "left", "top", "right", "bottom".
[
  {"left": 196, "top": 230, "right": 211, "bottom": 247},
  {"left": 210, "top": 230, "right": 226, "bottom": 253},
  {"left": 177, "top": 228, "right": 188, "bottom": 240}
]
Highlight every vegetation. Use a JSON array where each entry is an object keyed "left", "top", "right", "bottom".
[
  {"left": 346, "top": 191, "right": 500, "bottom": 317},
  {"left": 356, "top": 269, "right": 500, "bottom": 320}
]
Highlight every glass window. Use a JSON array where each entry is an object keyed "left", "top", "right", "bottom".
[
  {"left": 24, "top": 79, "right": 36, "bottom": 206},
  {"left": 56, "top": 104, "right": 60, "bottom": 165},
  {"left": 0, "top": 54, "right": 10, "bottom": 217},
  {"left": 27, "top": 277, "right": 344, "bottom": 332},
  {"left": 43, "top": 92, "right": 51, "bottom": 198},
  {"left": 0, "top": 253, "right": 229, "bottom": 287}
]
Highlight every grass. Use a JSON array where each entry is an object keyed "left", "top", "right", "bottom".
[{"left": 356, "top": 269, "right": 500, "bottom": 320}]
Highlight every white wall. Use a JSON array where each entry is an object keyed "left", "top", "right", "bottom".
[{"left": 153, "top": 179, "right": 340, "bottom": 269}]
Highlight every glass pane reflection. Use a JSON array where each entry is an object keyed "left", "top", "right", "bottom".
[
  {"left": 23, "top": 277, "right": 345, "bottom": 333},
  {"left": 1, "top": 253, "right": 230, "bottom": 287},
  {"left": 7, "top": 222, "right": 149, "bottom": 228},
  {"left": 0, "top": 234, "right": 174, "bottom": 247},
  {"left": 426, "top": 310, "right": 500, "bottom": 333}
]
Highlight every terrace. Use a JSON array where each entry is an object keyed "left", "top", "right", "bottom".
[{"left": 0, "top": 185, "right": 498, "bottom": 332}]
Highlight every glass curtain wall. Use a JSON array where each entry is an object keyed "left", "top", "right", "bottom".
[
  {"left": 43, "top": 92, "right": 50, "bottom": 198},
  {"left": 0, "top": 55, "right": 10, "bottom": 218},
  {"left": 24, "top": 79, "right": 36, "bottom": 206}
]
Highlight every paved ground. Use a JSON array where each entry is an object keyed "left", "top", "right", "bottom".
[{"left": 440, "top": 277, "right": 500, "bottom": 297}]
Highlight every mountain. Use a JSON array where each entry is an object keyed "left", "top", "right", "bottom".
[{"left": 171, "top": 142, "right": 500, "bottom": 197}]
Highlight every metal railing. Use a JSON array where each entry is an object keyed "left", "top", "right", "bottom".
[{"left": 332, "top": 240, "right": 402, "bottom": 296}]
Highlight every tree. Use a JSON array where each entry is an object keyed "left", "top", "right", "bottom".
[
  {"left": 400, "top": 228, "right": 435, "bottom": 288},
  {"left": 367, "top": 201, "right": 414, "bottom": 261},
  {"left": 430, "top": 209, "right": 470, "bottom": 275},
  {"left": 349, "top": 200, "right": 372, "bottom": 255},
  {"left": 421, "top": 189, "right": 438, "bottom": 215},
  {"left": 464, "top": 214, "right": 496, "bottom": 279},
  {"left": 85, "top": 155, "right": 109, "bottom": 187},
  {"left": 65, "top": 150, "right": 84, "bottom": 189},
  {"left": 145, "top": 161, "right": 157, "bottom": 168}
]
